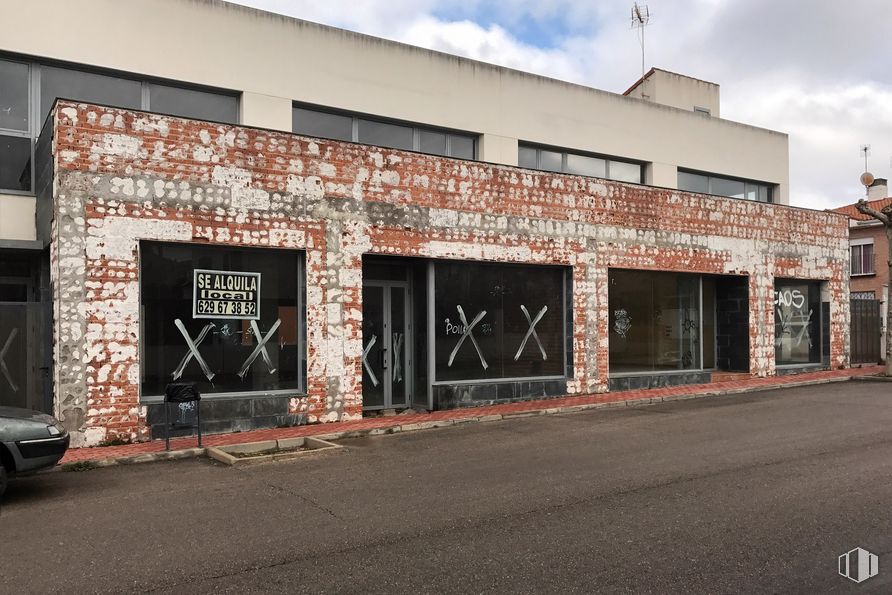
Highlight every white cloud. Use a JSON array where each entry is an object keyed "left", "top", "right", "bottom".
[{"left": 229, "top": 0, "right": 892, "bottom": 209}]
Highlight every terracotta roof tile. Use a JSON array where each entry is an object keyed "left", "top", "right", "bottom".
[{"left": 831, "top": 196, "right": 892, "bottom": 220}]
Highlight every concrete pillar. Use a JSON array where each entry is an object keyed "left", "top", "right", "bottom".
[
  {"left": 479, "top": 134, "right": 518, "bottom": 167},
  {"left": 0, "top": 194, "right": 37, "bottom": 241},
  {"left": 240, "top": 92, "right": 293, "bottom": 132},
  {"left": 646, "top": 162, "right": 677, "bottom": 189}
]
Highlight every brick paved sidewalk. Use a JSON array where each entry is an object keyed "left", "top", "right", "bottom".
[{"left": 60, "top": 366, "right": 884, "bottom": 465}]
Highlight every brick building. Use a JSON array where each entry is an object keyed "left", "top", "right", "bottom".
[
  {"left": 1, "top": 1, "right": 850, "bottom": 447},
  {"left": 831, "top": 180, "right": 890, "bottom": 303},
  {"left": 831, "top": 180, "right": 890, "bottom": 362}
]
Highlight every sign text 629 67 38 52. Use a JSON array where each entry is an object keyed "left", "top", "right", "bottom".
[{"left": 192, "top": 269, "right": 261, "bottom": 320}]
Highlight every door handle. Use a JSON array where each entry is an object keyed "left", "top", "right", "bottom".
[{"left": 381, "top": 348, "right": 388, "bottom": 369}]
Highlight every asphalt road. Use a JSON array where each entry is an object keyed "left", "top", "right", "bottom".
[{"left": 2, "top": 381, "right": 892, "bottom": 594}]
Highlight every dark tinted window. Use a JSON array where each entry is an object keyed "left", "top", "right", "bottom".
[
  {"left": 518, "top": 145, "right": 537, "bottom": 169},
  {"left": 608, "top": 160, "right": 642, "bottom": 184},
  {"left": 358, "top": 118, "right": 413, "bottom": 150},
  {"left": 148, "top": 83, "right": 238, "bottom": 124},
  {"left": 0, "top": 59, "right": 29, "bottom": 131},
  {"left": 292, "top": 106, "right": 353, "bottom": 141},
  {"left": 419, "top": 129, "right": 447, "bottom": 155},
  {"left": 0, "top": 135, "right": 31, "bottom": 191},
  {"left": 140, "top": 242, "right": 305, "bottom": 397},
  {"left": 40, "top": 65, "right": 142, "bottom": 124},
  {"left": 292, "top": 105, "right": 477, "bottom": 158},
  {"left": 520, "top": 144, "right": 642, "bottom": 183},
  {"left": 608, "top": 269, "right": 702, "bottom": 373},
  {"left": 434, "top": 262, "right": 565, "bottom": 381},
  {"left": 449, "top": 134, "right": 475, "bottom": 159},
  {"left": 711, "top": 176, "right": 745, "bottom": 199},
  {"left": 774, "top": 280, "right": 821, "bottom": 365},
  {"left": 679, "top": 170, "right": 772, "bottom": 202},
  {"left": 566, "top": 153, "right": 605, "bottom": 177},
  {"left": 677, "top": 171, "right": 709, "bottom": 193}
]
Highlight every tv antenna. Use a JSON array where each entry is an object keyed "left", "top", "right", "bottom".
[
  {"left": 860, "top": 145, "right": 873, "bottom": 197},
  {"left": 631, "top": 3, "right": 651, "bottom": 77}
]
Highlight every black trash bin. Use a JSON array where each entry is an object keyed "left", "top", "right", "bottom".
[{"left": 164, "top": 382, "right": 202, "bottom": 451}]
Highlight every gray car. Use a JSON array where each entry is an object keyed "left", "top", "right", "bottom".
[{"left": 0, "top": 407, "right": 70, "bottom": 497}]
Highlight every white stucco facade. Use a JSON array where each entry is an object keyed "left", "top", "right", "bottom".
[{"left": 0, "top": 0, "right": 790, "bottom": 243}]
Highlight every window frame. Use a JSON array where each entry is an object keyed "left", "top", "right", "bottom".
[
  {"left": 0, "top": 51, "right": 240, "bottom": 195},
  {"left": 430, "top": 259, "right": 570, "bottom": 385},
  {"left": 137, "top": 240, "right": 307, "bottom": 403},
  {"left": 607, "top": 269, "right": 707, "bottom": 376},
  {"left": 850, "top": 240, "right": 875, "bottom": 276},
  {"left": 292, "top": 101, "right": 478, "bottom": 160},
  {"left": 517, "top": 142, "right": 645, "bottom": 185},
  {"left": 773, "top": 279, "right": 824, "bottom": 366},
  {"left": 0, "top": 56, "right": 34, "bottom": 196},
  {"left": 677, "top": 167, "right": 775, "bottom": 203}
]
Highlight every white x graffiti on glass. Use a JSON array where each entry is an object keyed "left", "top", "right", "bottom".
[
  {"left": 514, "top": 305, "right": 548, "bottom": 361},
  {"left": 172, "top": 319, "right": 216, "bottom": 381},
  {"left": 392, "top": 332, "right": 404, "bottom": 383},
  {"left": 0, "top": 328, "right": 18, "bottom": 392},
  {"left": 237, "top": 319, "right": 282, "bottom": 379},
  {"left": 448, "top": 306, "right": 488, "bottom": 370},
  {"left": 362, "top": 334, "right": 379, "bottom": 387}
]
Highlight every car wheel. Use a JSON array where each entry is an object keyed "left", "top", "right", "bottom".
[{"left": 0, "top": 463, "right": 6, "bottom": 499}]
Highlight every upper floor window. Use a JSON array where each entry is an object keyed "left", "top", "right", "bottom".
[
  {"left": 850, "top": 240, "right": 875, "bottom": 276},
  {"left": 677, "top": 170, "right": 773, "bottom": 203},
  {"left": 0, "top": 55, "right": 240, "bottom": 194},
  {"left": 517, "top": 143, "right": 643, "bottom": 184},
  {"left": 292, "top": 104, "right": 477, "bottom": 160}
]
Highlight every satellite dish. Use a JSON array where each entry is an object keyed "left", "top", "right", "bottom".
[{"left": 861, "top": 171, "right": 875, "bottom": 187}]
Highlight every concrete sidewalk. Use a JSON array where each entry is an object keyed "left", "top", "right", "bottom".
[{"left": 60, "top": 365, "right": 883, "bottom": 466}]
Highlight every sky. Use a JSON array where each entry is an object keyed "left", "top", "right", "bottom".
[{"left": 230, "top": 0, "right": 892, "bottom": 210}]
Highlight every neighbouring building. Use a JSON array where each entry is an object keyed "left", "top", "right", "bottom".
[
  {"left": 831, "top": 179, "right": 890, "bottom": 362},
  {"left": 0, "top": 0, "right": 849, "bottom": 447}
]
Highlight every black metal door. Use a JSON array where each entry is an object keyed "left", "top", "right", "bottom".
[
  {"left": 0, "top": 302, "right": 44, "bottom": 410},
  {"left": 850, "top": 299, "right": 881, "bottom": 364}
]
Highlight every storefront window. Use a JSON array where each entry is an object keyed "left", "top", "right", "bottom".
[
  {"left": 434, "top": 262, "right": 566, "bottom": 382},
  {"left": 140, "top": 242, "right": 304, "bottom": 398},
  {"left": 608, "top": 270, "right": 702, "bottom": 373},
  {"left": 774, "top": 280, "right": 821, "bottom": 365}
]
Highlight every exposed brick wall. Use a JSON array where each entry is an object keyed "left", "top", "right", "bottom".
[
  {"left": 848, "top": 224, "right": 889, "bottom": 299},
  {"left": 48, "top": 102, "right": 850, "bottom": 446}
]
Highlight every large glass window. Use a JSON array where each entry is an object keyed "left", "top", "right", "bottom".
[
  {"left": 358, "top": 118, "right": 414, "bottom": 151},
  {"left": 774, "top": 280, "right": 821, "bottom": 365},
  {"left": 140, "top": 242, "right": 305, "bottom": 398},
  {"left": 148, "top": 83, "right": 238, "bottom": 123},
  {"left": 0, "top": 136, "right": 31, "bottom": 191},
  {"left": 0, "top": 54, "right": 240, "bottom": 193},
  {"left": 40, "top": 66, "right": 143, "bottom": 125},
  {"left": 434, "top": 262, "right": 566, "bottom": 382},
  {"left": 292, "top": 104, "right": 477, "bottom": 159},
  {"left": 677, "top": 169, "right": 774, "bottom": 203},
  {"left": 517, "top": 143, "right": 643, "bottom": 184},
  {"left": 850, "top": 242, "right": 875, "bottom": 276},
  {"left": 292, "top": 107, "right": 353, "bottom": 142},
  {"left": 0, "top": 59, "right": 29, "bottom": 132},
  {"left": 608, "top": 270, "right": 702, "bottom": 374}
]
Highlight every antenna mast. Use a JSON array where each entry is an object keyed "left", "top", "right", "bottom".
[
  {"left": 631, "top": 3, "right": 651, "bottom": 77},
  {"left": 860, "top": 145, "right": 874, "bottom": 198}
]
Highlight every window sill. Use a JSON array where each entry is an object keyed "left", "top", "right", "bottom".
[
  {"left": 851, "top": 273, "right": 876, "bottom": 277},
  {"left": 140, "top": 389, "right": 307, "bottom": 404}
]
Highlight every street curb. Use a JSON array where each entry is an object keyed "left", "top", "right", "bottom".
[{"left": 56, "top": 375, "right": 857, "bottom": 469}]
